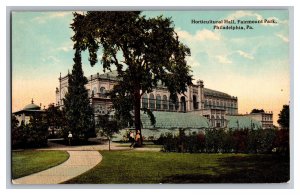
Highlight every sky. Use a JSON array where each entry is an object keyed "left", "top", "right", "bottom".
[{"left": 12, "top": 10, "right": 290, "bottom": 126}]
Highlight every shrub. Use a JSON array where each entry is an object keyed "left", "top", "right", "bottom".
[
  {"left": 12, "top": 114, "right": 48, "bottom": 149},
  {"left": 157, "top": 128, "right": 284, "bottom": 154}
]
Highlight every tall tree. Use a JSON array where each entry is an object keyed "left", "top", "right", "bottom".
[
  {"left": 71, "top": 12, "right": 193, "bottom": 145},
  {"left": 46, "top": 103, "right": 65, "bottom": 136},
  {"left": 63, "top": 47, "right": 95, "bottom": 141},
  {"left": 277, "top": 105, "right": 289, "bottom": 130}
]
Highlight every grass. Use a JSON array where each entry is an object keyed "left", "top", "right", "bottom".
[
  {"left": 115, "top": 143, "right": 162, "bottom": 148},
  {"left": 12, "top": 150, "right": 69, "bottom": 179},
  {"left": 65, "top": 151, "right": 289, "bottom": 184}
]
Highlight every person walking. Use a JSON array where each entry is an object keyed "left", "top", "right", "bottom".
[
  {"left": 135, "top": 130, "right": 141, "bottom": 147},
  {"left": 129, "top": 131, "right": 135, "bottom": 148},
  {"left": 68, "top": 131, "right": 73, "bottom": 146}
]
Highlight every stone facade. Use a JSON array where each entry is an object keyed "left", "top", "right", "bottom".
[
  {"left": 247, "top": 112, "right": 273, "bottom": 129},
  {"left": 55, "top": 71, "right": 238, "bottom": 128}
]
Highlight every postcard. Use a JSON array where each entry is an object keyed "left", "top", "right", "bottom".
[{"left": 11, "top": 9, "right": 290, "bottom": 185}]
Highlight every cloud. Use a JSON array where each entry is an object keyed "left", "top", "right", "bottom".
[
  {"left": 32, "top": 12, "right": 72, "bottom": 24},
  {"left": 216, "top": 55, "right": 232, "bottom": 64},
  {"left": 236, "top": 50, "right": 254, "bottom": 60},
  {"left": 42, "top": 56, "right": 60, "bottom": 64},
  {"left": 177, "top": 29, "right": 221, "bottom": 42},
  {"left": 275, "top": 33, "right": 289, "bottom": 43},
  {"left": 57, "top": 45, "right": 73, "bottom": 52},
  {"left": 186, "top": 56, "right": 201, "bottom": 67}
]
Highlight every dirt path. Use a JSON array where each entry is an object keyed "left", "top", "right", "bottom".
[{"left": 12, "top": 151, "right": 102, "bottom": 184}]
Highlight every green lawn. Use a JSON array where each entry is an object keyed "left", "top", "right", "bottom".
[
  {"left": 115, "top": 143, "right": 162, "bottom": 148},
  {"left": 65, "top": 151, "right": 289, "bottom": 184},
  {"left": 12, "top": 150, "right": 69, "bottom": 179}
]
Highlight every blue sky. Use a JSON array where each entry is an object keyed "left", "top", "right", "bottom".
[{"left": 12, "top": 10, "right": 290, "bottom": 125}]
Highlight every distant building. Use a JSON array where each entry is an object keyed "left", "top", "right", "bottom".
[
  {"left": 55, "top": 70, "right": 241, "bottom": 129},
  {"left": 13, "top": 99, "right": 45, "bottom": 125},
  {"left": 247, "top": 111, "right": 273, "bottom": 129}
]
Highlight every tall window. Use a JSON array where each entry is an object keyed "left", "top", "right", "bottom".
[
  {"left": 181, "top": 96, "right": 186, "bottom": 112},
  {"left": 169, "top": 96, "right": 174, "bottom": 111},
  {"left": 149, "top": 93, "right": 155, "bottom": 110},
  {"left": 100, "top": 87, "right": 105, "bottom": 94},
  {"left": 193, "top": 95, "right": 198, "bottom": 110},
  {"left": 175, "top": 96, "right": 179, "bottom": 111},
  {"left": 142, "top": 94, "right": 148, "bottom": 108},
  {"left": 163, "top": 95, "right": 168, "bottom": 110},
  {"left": 93, "top": 87, "right": 97, "bottom": 94},
  {"left": 211, "top": 115, "right": 215, "bottom": 127},
  {"left": 156, "top": 94, "right": 161, "bottom": 110}
]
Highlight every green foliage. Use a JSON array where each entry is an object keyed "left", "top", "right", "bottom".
[
  {"left": 273, "top": 128, "right": 289, "bottom": 155},
  {"left": 158, "top": 128, "right": 280, "bottom": 154},
  {"left": 11, "top": 113, "right": 49, "bottom": 149},
  {"left": 12, "top": 150, "right": 69, "bottom": 179},
  {"left": 46, "top": 103, "right": 65, "bottom": 137},
  {"left": 277, "top": 105, "right": 289, "bottom": 129},
  {"left": 250, "top": 109, "right": 265, "bottom": 113},
  {"left": 97, "top": 113, "right": 124, "bottom": 150},
  {"left": 98, "top": 114, "right": 122, "bottom": 138},
  {"left": 71, "top": 11, "right": 193, "bottom": 134},
  {"left": 63, "top": 47, "right": 95, "bottom": 140},
  {"left": 205, "top": 128, "right": 225, "bottom": 153}
]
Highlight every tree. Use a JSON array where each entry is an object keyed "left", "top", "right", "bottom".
[
  {"left": 12, "top": 113, "right": 49, "bottom": 149},
  {"left": 63, "top": 47, "right": 95, "bottom": 141},
  {"left": 277, "top": 105, "right": 289, "bottom": 130},
  {"left": 70, "top": 12, "right": 193, "bottom": 145},
  {"left": 46, "top": 103, "right": 65, "bottom": 137},
  {"left": 97, "top": 114, "right": 122, "bottom": 151},
  {"left": 276, "top": 105, "right": 289, "bottom": 156},
  {"left": 250, "top": 109, "right": 265, "bottom": 114},
  {"left": 12, "top": 114, "right": 22, "bottom": 148}
]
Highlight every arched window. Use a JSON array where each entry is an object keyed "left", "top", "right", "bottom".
[
  {"left": 100, "top": 87, "right": 105, "bottom": 94},
  {"left": 156, "top": 94, "right": 161, "bottom": 110},
  {"left": 180, "top": 96, "right": 186, "bottom": 112},
  {"left": 142, "top": 94, "right": 148, "bottom": 108},
  {"left": 193, "top": 95, "right": 198, "bottom": 110},
  {"left": 93, "top": 87, "right": 97, "bottom": 94},
  {"left": 169, "top": 96, "right": 174, "bottom": 111},
  {"left": 216, "top": 115, "right": 220, "bottom": 127},
  {"left": 211, "top": 115, "right": 215, "bottom": 127},
  {"left": 221, "top": 116, "right": 224, "bottom": 127},
  {"left": 149, "top": 93, "right": 155, "bottom": 110},
  {"left": 175, "top": 96, "right": 179, "bottom": 111},
  {"left": 162, "top": 95, "right": 168, "bottom": 110}
]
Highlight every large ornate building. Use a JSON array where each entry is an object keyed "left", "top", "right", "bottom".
[{"left": 55, "top": 71, "right": 239, "bottom": 129}]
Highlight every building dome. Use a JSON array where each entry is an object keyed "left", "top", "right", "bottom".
[{"left": 23, "top": 99, "right": 41, "bottom": 111}]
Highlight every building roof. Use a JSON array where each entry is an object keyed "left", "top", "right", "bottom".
[
  {"left": 204, "top": 88, "right": 235, "bottom": 99},
  {"left": 141, "top": 111, "right": 210, "bottom": 130},
  {"left": 225, "top": 115, "right": 262, "bottom": 130},
  {"left": 23, "top": 99, "right": 41, "bottom": 111},
  {"left": 13, "top": 99, "right": 43, "bottom": 115},
  {"left": 23, "top": 103, "right": 40, "bottom": 111},
  {"left": 89, "top": 70, "right": 120, "bottom": 81},
  {"left": 99, "top": 70, "right": 119, "bottom": 79}
]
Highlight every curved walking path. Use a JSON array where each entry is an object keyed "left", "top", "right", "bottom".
[
  {"left": 12, "top": 151, "right": 102, "bottom": 184},
  {"left": 12, "top": 140, "right": 160, "bottom": 184}
]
